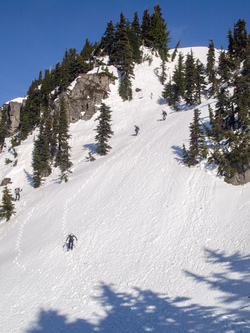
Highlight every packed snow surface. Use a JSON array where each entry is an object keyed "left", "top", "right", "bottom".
[{"left": 0, "top": 47, "right": 249, "bottom": 333}]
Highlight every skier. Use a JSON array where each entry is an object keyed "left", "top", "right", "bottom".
[
  {"left": 162, "top": 110, "right": 167, "bottom": 120},
  {"left": 15, "top": 187, "right": 22, "bottom": 201},
  {"left": 134, "top": 125, "right": 140, "bottom": 136},
  {"left": 66, "top": 234, "right": 78, "bottom": 251}
]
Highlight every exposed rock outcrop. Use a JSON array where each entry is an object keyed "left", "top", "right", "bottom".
[
  {"left": 1, "top": 98, "right": 26, "bottom": 133},
  {"left": 1, "top": 73, "right": 115, "bottom": 134},
  {"left": 228, "top": 163, "right": 250, "bottom": 185},
  {"left": 54, "top": 73, "right": 115, "bottom": 122}
]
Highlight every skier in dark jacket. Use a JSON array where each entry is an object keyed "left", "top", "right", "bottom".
[
  {"left": 134, "top": 125, "right": 140, "bottom": 136},
  {"left": 162, "top": 110, "right": 167, "bottom": 120},
  {"left": 66, "top": 234, "right": 78, "bottom": 251}
]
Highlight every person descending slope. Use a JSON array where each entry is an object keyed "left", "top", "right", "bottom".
[
  {"left": 66, "top": 234, "right": 78, "bottom": 251},
  {"left": 134, "top": 125, "right": 140, "bottom": 136},
  {"left": 162, "top": 110, "right": 167, "bottom": 120}
]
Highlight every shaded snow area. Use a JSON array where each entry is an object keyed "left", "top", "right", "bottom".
[{"left": 0, "top": 47, "right": 249, "bottom": 333}]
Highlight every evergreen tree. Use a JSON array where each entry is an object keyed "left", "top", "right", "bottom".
[
  {"left": 110, "top": 12, "right": 132, "bottom": 67},
  {"left": 52, "top": 62, "right": 62, "bottom": 93},
  {"left": 96, "top": 21, "right": 115, "bottom": 56},
  {"left": 162, "top": 79, "right": 175, "bottom": 107},
  {"left": 162, "top": 52, "right": 185, "bottom": 110},
  {"left": 0, "top": 106, "right": 10, "bottom": 152},
  {"left": 149, "top": 4, "right": 171, "bottom": 61},
  {"left": 110, "top": 12, "right": 134, "bottom": 100},
  {"left": 172, "top": 52, "right": 186, "bottom": 102},
  {"left": 131, "top": 12, "right": 141, "bottom": 41},
  {"left": 206, "top": 39, "right": 217, "bottom": 96},
  {"left": 32, "top": 112, "right": 52, "bottom": 188},
  {"left": 206, "top": 104, "right": 224, "bottom": 143},
  {"left": 211, "top": 131, "right": 250, "bottom": 182},
  {"left": 0, "top": 186, "right": 15, "bottom": 221},
  {"left": 233, "top": 19, "right": 248, "bottom": 61},
  {"left": 217, "top": 48, "right": 232, "bottom": 83},
  {"left": 182, "top": 108, "right": 207, "bottom": 166},
  {"left": 227, "top": 27, "right": 234, "bottom": 58},
  {"left": 32, "top": 137, "right": 44, "bottom": 188},
  {"left": 50, "top": 110, "right": 59, "bottom": 160},
  {"left": 119, "top": 70, "right": 134, "bottom": 101},
  {"left": 194, "top": 59, "right": 206, "bottom": 104},
  {"left": 69, "top": 48, "right": 88, "bottom": 81},
  {"left": 230, "top": 51, "right": 250, "bottom": 132},
  {"left": 160, "top": 59, "right": 167, "bottom": 85},
  {"left": 184, "top": 51, "right": 196, "bottom": 105},
  {"left": 128, "top": 12, "right": 142, "bottom": 63},
  {"left": 95, "top": 103, "right": 114, "bottom": 155},
  {"left": 214, "top": 87, "right": 231, "bottom": 131},
  {"left": 55, "top": 97, "right": 72, "bottom": 177},
  {"left": 184, "top": 19, "right": 250, "bottom": 183},
  {"left": 41, "top": 69, "right": 53, "bottom": 108},
  {"left": 171, "top": 39, "right": 181, "bottom": 62},
  {"left": 58, "top": 49, "right": 72, "bottom": 93},
  {"left": 227, "top": 19, "right": 248, "bottom": 65},
  {"left": 19, "top": 78, "right": 42, "bottom": 140},
  {"left": 141, "top": 9, "right": 151, "bottom": 47},
  {"left": 80, "top": 39, "right": 94, "bottom": 62},
  {"left": 58, "top": 48, "right": 88, "bottom": 94}
]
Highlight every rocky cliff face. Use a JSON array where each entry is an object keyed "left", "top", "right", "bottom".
[
  {"left": 54, "top": 73, "right": 115, "bottom": 122},
  {"left": 7, "top": 101, "right": 23, "bottom": 132},
  {"left": 228, "top": 162, "right": 250, "bottom": 186},
  {"left": 1, "top": 98, "right": 26, "bottom": 133},
  {"left": 1, "top": 72, "right": 115, "bottom": 132}
]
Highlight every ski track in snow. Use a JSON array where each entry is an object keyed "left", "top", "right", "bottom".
[
  {"left": 13, "top": 206, "right": 35, "bottom": 270},
  {"left": 62, "top": 130, "right": 138, "bottom": 238}
]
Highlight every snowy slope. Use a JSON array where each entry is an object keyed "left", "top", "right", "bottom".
[{"left": 0, "top": 47, "right": 249, "bottom": 333}]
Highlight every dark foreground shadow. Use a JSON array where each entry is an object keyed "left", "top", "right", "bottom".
[{"left": 26, "top": 249, "right": 250, "bottom": 332}]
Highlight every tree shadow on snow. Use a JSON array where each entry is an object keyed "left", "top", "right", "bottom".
[
  {"left": 82, "top": 143, "right": 96, "bottom": 155},
  {"left": 184, "top": 248, "right": 250, "bottom": 310},
  {"left": 157, "top": 97, "right": 168, "bottom": 105},
  {"left": 171, "top": 145, "right": 184, "bottom": 163},
  {"left": 24, "top": 168, "right": 34, "bottom": 187},
  {"left": 25, "top": 248, "right": 250, "bottom": 332},
  {"left": 25, "top": 309, "right": 93, "bottom": 333}
]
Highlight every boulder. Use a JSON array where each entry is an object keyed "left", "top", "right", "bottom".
[{"left": 0, "top": 178, "right": 12, "bottom": 186}]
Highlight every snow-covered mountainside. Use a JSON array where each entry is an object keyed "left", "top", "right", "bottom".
[{"left": 0, "top": 47, "right": 249, "bottom": 333}]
